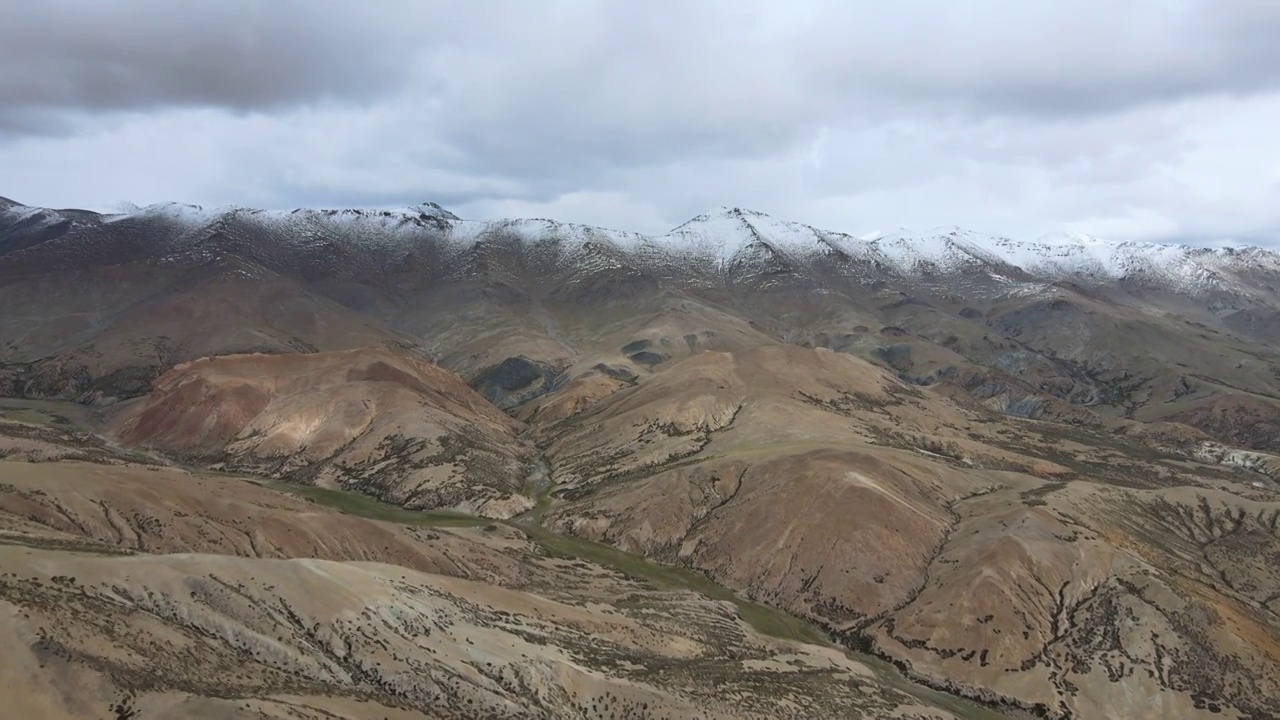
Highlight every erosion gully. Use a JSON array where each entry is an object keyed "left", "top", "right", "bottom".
[
  {"left": 267, "top": 457, "right": 1016, "bottom": 720},
  {"left": 0, "top": 398, "right": 1014, "bottom": 719}
]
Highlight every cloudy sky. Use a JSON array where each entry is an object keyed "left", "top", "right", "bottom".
[{"left": 3, "top": 0, "right": 1279, "bottom": 245}]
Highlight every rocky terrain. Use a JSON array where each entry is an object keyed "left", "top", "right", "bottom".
[
  {"left": 0, "top": 412, "right": 990, "bottom": 720},
  {"left": 3, "top": 196, "right": 1280, "bottom": 718},
  {"left": 109, "top": 347, "right": 531, "bottom": 518}
]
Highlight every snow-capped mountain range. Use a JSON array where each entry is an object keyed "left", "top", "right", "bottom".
[
  {"left": 7, "top": 192, "right": 1280, "bottom": 463},
  {"left": 2, "top": 197, "right": 1277, "bottom": 298}
]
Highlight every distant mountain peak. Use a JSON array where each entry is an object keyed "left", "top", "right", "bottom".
[
  {"left": 670, "top": 206, "right": 774, "bottom": 228},
  {"left": 108, "top": 201, "right": 142, "bottom": 214},
  {"left": 407, "top": 201, "right": 461, "bottom": 221},
  {"left": 1034, "top": 230, "right": 1112, "bottom": 246},
  {"left": 115, "top": 201, "right": 227, "bottom": 226},
  {"left": 715, "top": 205, "right": 772, "bottom": 218}
]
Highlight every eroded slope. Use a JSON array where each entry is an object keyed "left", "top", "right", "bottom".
[{"left": 109, "top": 347, "right": 531, "bottom": 517}]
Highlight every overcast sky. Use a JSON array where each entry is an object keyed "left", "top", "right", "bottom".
[{"left": 3, "top": 0, "right": 1280, "bottom": 245}]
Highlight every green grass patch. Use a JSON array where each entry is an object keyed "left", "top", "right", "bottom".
[
  {"left": 515, "top": 521, "right": 828, "bottom": 644},
  {"left": 232, "top": 467, "right": 1012, "bottom": 718},
  {"left": 0, "top": 398, "right": 88, "bottom": 428},
  {"left": 733, "top": 600, "right": 830, "bottom": 645},
  {"left": 264, "top": 481, "right": 487, "bottom": 527},
  {"left": 265, "top": 472, "right": 825, "bottom": 643}
]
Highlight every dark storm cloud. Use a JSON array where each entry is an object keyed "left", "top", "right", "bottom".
[{"left": 0, "top": 0, "right": 421, "bottom": 131}]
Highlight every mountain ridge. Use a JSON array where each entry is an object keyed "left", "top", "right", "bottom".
[{"left": 2, "top": 196, "right": 1271, "bottom": 282}]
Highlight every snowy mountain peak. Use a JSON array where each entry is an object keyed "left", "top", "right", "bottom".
[
  {"left": 668, "top": 206, "right": 777, "bottom": 230},
  {"left": 119, "top": 201, "right": 227, "bottom": 225},
  {"left": 0, "top": 202, "right": 67, "bottom": 228},
  {"left": 407, "top": 201, "right": 461, "bottom": 220},
  {"left": 865, "top": 226, "right": 1012, "bottom": 273},
  {"left": 716, "top": 205, "right": 772, "bottom": 218},
  {"left": 1034, "top": 230, "right": 1110, "bottom": 246},
  {"left": 658, "top": 206, "right": 832, "bottom": 264}
]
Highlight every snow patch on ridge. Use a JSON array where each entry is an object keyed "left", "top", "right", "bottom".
[
  {"left": 653, "top": 207, "right": 849, "bottom": 268},
  {"left": 871, "top": 226, "right": 1014, "bottom": 273},
  {"left": 13, "top": 196, "right": 1280, "bottom": 296},
  {"left": 106, "top": 202, "right": 228, "bottom": 226}
]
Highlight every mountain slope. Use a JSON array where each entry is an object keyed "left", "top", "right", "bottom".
[
  {"left": 0, "top": 459, "right": 966, "bottom": 720},
  {"left": 110, "top": 347, "right": 532, "bottom": 517},
  {"left": 5, "top": 196, "right": 1280, "bottom": 718}
]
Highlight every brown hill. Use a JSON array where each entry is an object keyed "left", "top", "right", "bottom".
[
  {"left": 534, "top": 345, "right": 1280, "bottom": 718},
  {"left": 110, "top": 347, "right": 531, "bottom": 518}
]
